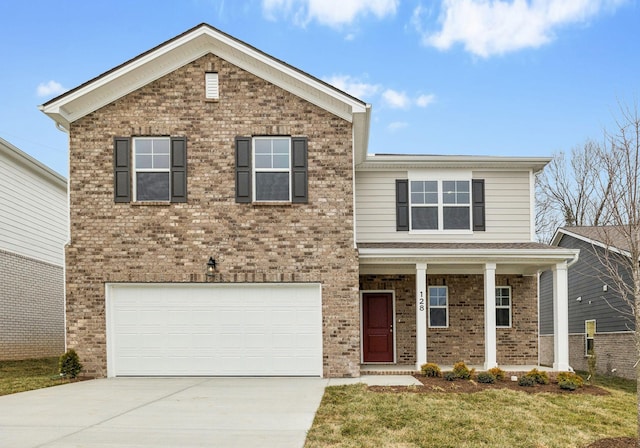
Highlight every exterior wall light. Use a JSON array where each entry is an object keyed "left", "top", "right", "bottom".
[{"left": 206, "top": 257, "right": 217, "bottom": 281}]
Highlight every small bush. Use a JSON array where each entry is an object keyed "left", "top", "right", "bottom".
[
  {"left": 518, "top": 376, "right": 535, "bottom": 387},
  {"left": 421, "top": 363, "right": 442, "bottom": 378},
  {"left": 444, "top": 371, "right": 457, "bottom": 382},
  {"left": 453, "top": 361, "right": 473, "bottom": 380},
  {"left": 477, "top": 372, "right": 496, "bottom": 384},
  {"left": 488, "top": 367, "right": 506, "bottom": 381},
  {"left": 557, "top": 371, "right": 584, "bottom": 390},
  {"left": 59, "top": 349, "right": 83, "bottom": 379},
  {"left": 525, "top": 368, "right": 550, "bottom": 385}
]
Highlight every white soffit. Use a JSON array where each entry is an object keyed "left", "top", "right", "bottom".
[{"left": 40, "top": 24, "right": 368, "bottom": 128}]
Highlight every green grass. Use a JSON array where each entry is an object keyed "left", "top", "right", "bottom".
[
  {"left": 305, "top": 380, "right": 637, "bottom": 448},
  {"left": 0, "top": 357, "right": 68, "bottom": 396}
]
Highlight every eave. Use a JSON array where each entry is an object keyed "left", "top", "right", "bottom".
[{"left": 356, "top": 154, "right": 551, "bottom": 172}]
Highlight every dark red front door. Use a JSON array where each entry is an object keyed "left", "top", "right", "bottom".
[{"left": 362, "top": 292, "right": 394, "bottom": 362}]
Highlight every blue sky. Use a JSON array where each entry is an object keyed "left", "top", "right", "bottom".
[{"left": 1, "top": 0, "right": 638, "bottom": 177}]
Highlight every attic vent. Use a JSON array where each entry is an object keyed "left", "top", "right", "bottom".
[{"left": 205, "top": 72, "right": 219, "bottom": 99}]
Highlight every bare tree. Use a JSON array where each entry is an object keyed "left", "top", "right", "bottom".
[{"left": 536, "top": 140, "right": 613, "bottom": 243}]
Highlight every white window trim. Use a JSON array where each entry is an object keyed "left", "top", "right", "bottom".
[
  {"left": 252, "top": 137, "right": 292, "bottom": 202},
  {"left": 409, "top": 178, "right": 473, "bottom": 234},
  {"left": 428, "top": 286, "right": 449, "bottom": 328},
  {"left": 132, "top": 137, "right": 171, "bottom": 202},
  {"left": 585, "top": 319, "right": 596, "bottom": 356},
  {"left": 496, "top": 286, "right": 512, "bottom": 328}
]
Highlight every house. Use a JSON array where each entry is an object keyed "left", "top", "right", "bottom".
[
  {"left": 540, "top": 226, "right": 636, "bottom": 379},
  {"left": 39, "top": 23, "right": 579, "bottom": 378},
  {"left": 0, "top": 137, "right": 67, "bottom": 360}
]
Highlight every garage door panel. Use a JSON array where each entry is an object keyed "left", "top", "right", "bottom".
[{"left": 107, "top": 283, "right": 322, "bottom": 376}]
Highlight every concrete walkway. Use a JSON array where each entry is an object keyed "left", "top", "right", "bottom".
[{"left": 0, "top": 375, "right": 418, "bottom": 448}]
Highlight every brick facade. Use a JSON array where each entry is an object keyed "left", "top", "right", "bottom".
[
  {"left": 66, "top": 53, "right": 360, "bottom": 377},
  {"left": 0, "top": 249, "right": 65, "bottom": 360},
  {"left": 360, "top": 274, "right": 538, "bottom": 366}
]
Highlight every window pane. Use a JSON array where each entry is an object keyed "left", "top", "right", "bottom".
[
  {"left": 429, "top": 287, "right": 447, "bottom": 306},
  {"left": 443, "top": 206, "right": 470, "bottom": 230},
  {"left": 136, "top": 172, "right": 170, "bottom": 201},
  {"left": 154, "top": 154, "right": 170, "bottom": 169},
  {"left": 456, "top": 180, "right": 469, "bottom": 194},
  {"left": 412, "top": 207, "right": 438, "bottom": 230},
  {"left": 254, "top": 139, "right": 271, "bottom": 154},
  {"left": 136, "top": 154, "right": 153, "bottom": 169},
  {"left": 136, "top": 139, "right": 152, "bottom": 154},
  {"left": 443, "top": 181, "right": 456, "bottom": 204},
  {"left": 272, "top": 138, "right": 289, "bottom": 154},
  {"left": 430, "top": 309, "right": 447, "bottom": 327},
  {"left": 153, "top": 139, "right": 170, "bottom": 154},
  {"left": 256, "top": 172, "right": 289, "bottom": 201},
  {"left": 411, "top": 192, "right": 424, "bottom": 204},
  {"left": 410, "top": 181, "right": 425, "bottom": 194},
  {"left": 496, "top": 309, "right": 510, "bottom": 327},
  {"left": 255, "top": 154, "right": 271, "bottom": 169},
  {"left": 273, "top": 154, "right": 290, "bottom": 169},
  {"left": 458, "top": 192, "right": 470, "bottom": 204},
  {"left": 425, "top": 192, "right": 438, "bottom": 204}
]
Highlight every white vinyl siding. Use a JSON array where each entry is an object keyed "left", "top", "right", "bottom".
[
  {"left": 0, "top": 140, "right": 67, "bottom": 266},
  {"left": 355, "top": 170, "right": 532, "bottom": 242}
]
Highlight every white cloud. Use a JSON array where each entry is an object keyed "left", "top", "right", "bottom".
[
  {"left": 382, "top": 89, "right": 410, "bottom": 109},
  {"left": 416, "top": 93, "right": 436, "bottom": 107},
  {"left": 36, "top": 80, "right": 67, "bottom": 97},
  {"left": 324, "top": 75, "right": 381, "bottom": 99},
  {"left": 388, "top": 121, "right": 409, "bottom": 131},
  {"left": 414, "top": 0, "right": 627, "bottom": 58},
  {"left": 263, "top": 0, "right": 398, "bottom": 27}
]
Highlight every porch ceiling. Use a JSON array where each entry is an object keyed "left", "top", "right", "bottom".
[{"left": 357, "top": 242, "right": 579, "bottom": 275}]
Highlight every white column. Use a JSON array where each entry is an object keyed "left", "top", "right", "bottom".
[
  {"left": 553, "top": 262, "right": 571, "bottom": 371},
  {"left": 484, "top": 263, "right": 498, "bottom": 369},
  {"left": 416, "top": 263, "right": 427, "bottom": 371}
]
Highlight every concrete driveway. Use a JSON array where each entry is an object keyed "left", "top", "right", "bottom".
[{"left": 0, "top": 377, "right": 327, "bottom": 448}]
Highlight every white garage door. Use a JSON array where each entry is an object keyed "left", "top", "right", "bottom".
[{"left": 106, "top": 283, "right": 322, "bottom": 377}]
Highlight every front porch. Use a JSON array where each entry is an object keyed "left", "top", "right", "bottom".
[{"left": 357, "top": 242, "right": 580, "bottom": 374}]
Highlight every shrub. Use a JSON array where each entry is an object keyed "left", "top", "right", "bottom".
[
  {"left": 525, "top": 368, "right": 550, "bottom": 385},
  {"left": 421, "top": 363, "right": 442, "bottom": 378},
  {"left": 453, "top": 361, "right": 474, "bottom": 380},
  {"left": 518, "top": 376, "right": 535, "bottom": 387},
  {"left": 444, "top": 371, "right": 457, "bottom": 382},
  {"left": 557, "top": 371, "right": 584, "bottom": 390},
  {"left": 477, "top": 372, "right": 496, "bottom": 384},
  {"left": 488, "top": 367, "right": 506, "bottom": 381},
  {"left": 59, "top": 349, "right": 83, "bottom": 379}
]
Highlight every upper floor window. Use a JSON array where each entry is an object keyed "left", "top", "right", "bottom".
[
  {"left": 235, "top": 136, "right": 308, "bottom": 204},
  {"left": 410, "top": 180, "right": 471, "bottom": 231},
  {"left": 495, "top": 286, "right": 512, "bottom": 328},
  {"left": 134, "top": 137, "right": 171, "bottom": 201},
  {"left": 253, "top": 137, "right": 291, "bottom": 201}
]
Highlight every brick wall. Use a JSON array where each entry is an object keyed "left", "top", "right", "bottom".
[
  {"left": 360, "top": 274, "right": 538, "bottom": 366},
  {"left": 0, "top": 249, "right": 65, "bottom": 360},
  {"left": 66, "top": 53, "right": 360, "bottom": 377}
]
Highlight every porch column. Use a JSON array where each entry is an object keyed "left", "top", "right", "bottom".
[
  {"left": 553, "top": 262, "right": 571, "bottom": 371},
  {"left": 484, "top": 263, "right": 498, "bottom": 369},
  {"left": 416, "top": 263, "right": 427, "bottom": 370}
]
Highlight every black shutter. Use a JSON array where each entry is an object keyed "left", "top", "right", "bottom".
[
  {"left": 396, "top": 179, "right": 409, "bottom": 231},
  {"left": 170, "top": 137, "right": 187, "bottom": 203},
  {"left": 291, "top": 137, "right": 308, "bottom": 203},
  {"left": 472, "top": 179, "right": 485, "bottom": 231},
  {"left": 114, "top": 137, "right": 131, "bottom": 203},
  {"left": 235, "top": 136, "right": 252, "bottom": 203}
]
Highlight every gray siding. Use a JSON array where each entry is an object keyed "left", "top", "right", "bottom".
[{"left": 540, "top": 233, "right": 634, "bottom": 335}]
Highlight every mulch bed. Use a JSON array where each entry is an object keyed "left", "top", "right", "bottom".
[
  {"left": 584, "top": 437, "right": 637, "bottom": 448},
  {"left": 367, "top": 373, "right": 610, "bottom": 395}
]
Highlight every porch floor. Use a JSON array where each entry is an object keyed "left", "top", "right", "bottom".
[{"left": 361, "top": 364, "right": 555, "bottom": 375}]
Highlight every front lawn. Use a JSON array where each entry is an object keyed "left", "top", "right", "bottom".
[
  {"left": 305, "top": 375, "right": 637, "bottom": 448},
  {"left": 0, "top": 357, "right": 68, "bottom": 396}
]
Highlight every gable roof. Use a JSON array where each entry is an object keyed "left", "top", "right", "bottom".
[
  {"left": 552, "top": 226, "right": 639, "bottom": 258},
  {"left": 0, "top": 137, "right": 66, "bottom": 188},
  {"left": 39, "top": 23, "right": 371, "bottom": 160}
]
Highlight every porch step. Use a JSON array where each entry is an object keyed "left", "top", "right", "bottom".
[{"left": 360, "top": 365, "right": 419, "bottom": 375}]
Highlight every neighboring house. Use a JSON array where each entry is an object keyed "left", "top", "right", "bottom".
[
  {"left": 39, "top": 23, "right": 578, "bottom": 378},
  {"left": 0, "top": 137, "right": 67, "bottom": 360},
  {"left": 540, "top": 226, "right": 636, "bottom": 379}
]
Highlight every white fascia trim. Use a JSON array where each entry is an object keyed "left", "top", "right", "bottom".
[
  {"left": 553, "top": 228, "right": 632, "bottom": 259},
  {"left": 358, "top": 247, "right": 580, "bottom": 264},
  {"left": 359, "top": 154, "right": 551, "bottom": 169}
]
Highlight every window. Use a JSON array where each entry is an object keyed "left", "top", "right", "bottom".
[
  {"left": 254, "top": 137, "right": 291, "bottom": 201},
  {"left": 235, "top": 136, "right": 308, "bottom": 203},
  {"left": 585, "top": 320, "right": 596, "bottom": 355},
  {"left": 428, "top": 286, "right": 448, "bottom": 328},
  {"left": 410, "top": 180, "right": 471, "bottom": 231},
  {"left": 133, "top": 138, "right": 171, "bottom": 201},
  {"left": 495, "top": 287, "right": 511, "bottom": 327}
]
